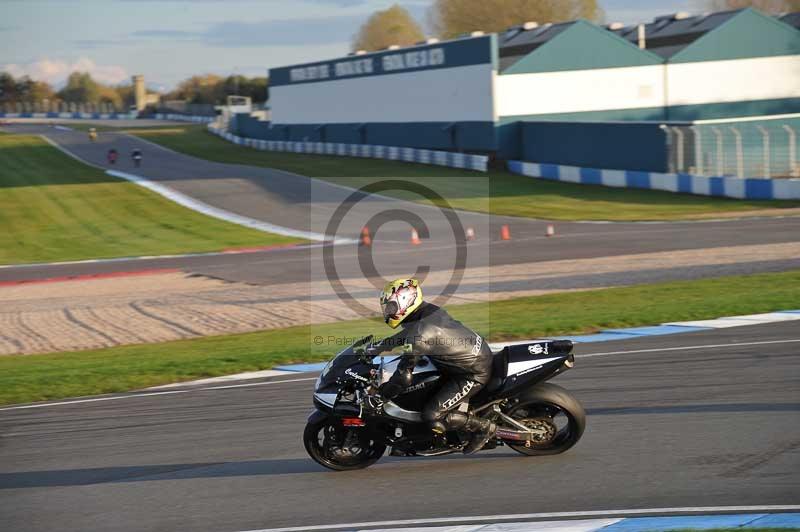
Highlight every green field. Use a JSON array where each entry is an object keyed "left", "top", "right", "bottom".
[
  {"left": 0, "top": 134, "right": 303, "bottom": 264},
  {"left": 1, "top": 269, "right": 797, "bottom": 405},
  {"left": 129, "top": 125, "right": 800, "bottom": 221}
]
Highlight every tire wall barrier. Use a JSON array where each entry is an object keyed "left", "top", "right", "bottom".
[
  {"left": 0, "top": 112, "right": 136, "bottom": 119},
  {"left": 155, "top": 113, "right": 215, "bottom": 123},
  {"left": 205, "top": 123, "right": 489, "bottom": 172},
  {"left": 507, "top": 160, "right": 800, "bottom": 200}
]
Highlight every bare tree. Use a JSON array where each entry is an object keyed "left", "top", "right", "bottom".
[
  {"left": 707, "top": 0, "right": 800, "bottom": 12},
  {"left": 352, "top": 4, "right": 426, "bottom": 52},
  {"left": 429, "top": 0, "right": 603, "bottom": 40}
]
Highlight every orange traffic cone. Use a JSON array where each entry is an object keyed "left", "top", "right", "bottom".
[
  {"left": 545, "top": 224, "right": 555, "bottom": 237},
  {"left": 465, "top": 227, "right": 476, "bottom": 241},
  {"left": 500, "top": 224, "right": 511, "bottom": 241},
  {"left": 410, "top": 228, "right": 421, "bottom": 245},
  {"left": 360, "top": 226, "right": 371, "bottom": 247}
]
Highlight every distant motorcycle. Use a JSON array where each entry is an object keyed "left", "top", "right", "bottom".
[
  {"left": 304, "top": 336, "right": 585, "bottom": 471},
  {"left": 88, "top": 128, "right": 97, "bottom": 142},
  {"left": 131, "top": 149, "right": 142, "bottom": 168}
]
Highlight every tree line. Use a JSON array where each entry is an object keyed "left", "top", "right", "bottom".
[
  {"left": 0, "top": 71, "right": 268, "bottom": 110},
  {"left": 2, "top": 0, "right": 793, "bottom": 108},
  {"left": 164, "top": 74, "right": 268, "bottom": 105},
  {"left": 352, "top": 0, "right": 798, "bottom": 52}
]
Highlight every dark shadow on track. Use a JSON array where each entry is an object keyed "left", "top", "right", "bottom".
[{"left": 0, "top": 452, "right": 533, "bottom": 489}]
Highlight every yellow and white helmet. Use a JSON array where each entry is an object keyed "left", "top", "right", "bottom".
[{"left": 380, "top": 278, "right": 423, "bottom": 328}]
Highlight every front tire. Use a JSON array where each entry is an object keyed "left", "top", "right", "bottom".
[
  {"left": 303, "top": 412, "right": 385, "bottom": 471},
  {"left": 503, "top": 383, "right": 586, "bottom": 456}
]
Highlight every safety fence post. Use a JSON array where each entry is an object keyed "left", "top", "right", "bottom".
[
  {"left": 671, "top": 126, "right": 685, "bottom": 172},
  {"left": 783, "top": 125, "right": 797, "bottom": 177},
  {"left": 756, "top": 125, "right": 770, "bottom": 178},
  {"left": 711, "top": 126, "right": 724, "bottom": 176},
  {"left": 730, "top": 127, "right": 744, "bottom": 178},
  {"left": 691, "top": 126, "right": 703, "bottom": 175},
  {"left": 659, "top": 124, "right": 674, "bottom": 173}
]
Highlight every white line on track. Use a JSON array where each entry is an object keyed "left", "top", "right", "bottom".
[
  {"left": 238, "top": 505, "right": 800, "bottom": 532},
  {"left": 0, "top": 377, "right": 316, "bottom": 412},
  {"left": 577, "top": 338, "right": 800, "bottom": 358},
  {"left": 1, "top": 337, "right": 798, "bottom": 412}
]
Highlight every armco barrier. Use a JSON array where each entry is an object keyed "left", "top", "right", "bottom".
[
  {"left": 155, "top": 113, "right": 215, "bottom": 123},
  {"left": 206, "top": 124, "right": 489, "bottom": 172},
  {"left": 0, "top": 112, "right": 135, "bottom": 119},
  {"left": 507, "top": 160, "right": 800, "bottom": 200}
]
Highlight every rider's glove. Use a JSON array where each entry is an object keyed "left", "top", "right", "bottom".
[
  {"left": 378, "top": 360, "right": 413, "bottom": 399},
  {"left": 353, "top": 345, "right": 379, "bottom": 358},
  {"left": 363, "top": 394, "right": 384, "bottom": 413}
]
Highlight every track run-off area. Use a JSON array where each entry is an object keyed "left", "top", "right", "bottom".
[
  {"left": 0, "top": 121, "right": 798, "bottom": 530},
  {"left": 1, "top": 321, "right": 798, "bottom": 531},
  {"left": 0, "top": 123, "right": 799, "bottom": 356},
  {"left": 3, "top": 123, "right": 800, "bottom": 288}
]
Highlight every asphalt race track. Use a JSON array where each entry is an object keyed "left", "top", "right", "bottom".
[
  {"left": 1, "top": 123, "right": 799, "bottom": 288},
  {"left": 1, "top": 321, "right": 798, "bottom": 532}
]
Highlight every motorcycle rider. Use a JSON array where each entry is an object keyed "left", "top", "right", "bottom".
[{"left": 371, "top": 278, "right": 496, "bottom": 454}]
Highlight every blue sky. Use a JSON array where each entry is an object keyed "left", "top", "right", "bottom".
[{"left": 3, "top": 0, "right": 695, "bottom": 91}]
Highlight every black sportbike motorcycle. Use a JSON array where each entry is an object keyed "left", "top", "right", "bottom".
[{"left": 304, "top": 336, "right": 585, "bottom": 470}]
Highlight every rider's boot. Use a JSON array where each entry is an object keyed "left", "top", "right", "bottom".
[
  {"left": 440, "top": 411, "right": 496, "bottom": 454},
  {"left": 462, "top": 415, "right": 496, "bottom": 455}
]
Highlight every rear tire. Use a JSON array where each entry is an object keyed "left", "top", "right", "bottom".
[
  {"left": 303, "top": 412, "right": 385, "bottom": 471},
  {"left": 503, "top": 383, "right": 586, "bottom": 456}
]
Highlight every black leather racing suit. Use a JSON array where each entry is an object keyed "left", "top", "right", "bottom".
[{"left": 375, "top": 302, "right": 493, "bottom": 433}]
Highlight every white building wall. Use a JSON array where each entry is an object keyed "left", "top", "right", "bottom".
[
  {"left": 666, "top": 55, "right": 800, "bottom": 106},
  {"left": 495, "top": 54, "right": 800, "bottom": 120},
  {"left": 271, "top": 64, "right": 495, "bottom": 124},
  {"left": 495, "top": 64, "right": 665, "bottom": 118}
]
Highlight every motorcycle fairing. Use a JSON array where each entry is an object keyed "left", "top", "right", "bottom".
[
  {"left": 313, "top": 338, "right": 574, "bottom": 418},
  {"left": 383, "top": 400, "right": 423, "bottom": 422},
  {"left": 485, "top": 341, "right": 574, "bottom": 399}
]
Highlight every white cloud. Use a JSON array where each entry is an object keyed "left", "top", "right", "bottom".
[{"left": 2, "top": 57, "right": 129, "bottom": 86}]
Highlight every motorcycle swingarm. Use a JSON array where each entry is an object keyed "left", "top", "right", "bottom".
[
  {"left": 494, "top": 409, "right": 541, "bottom": 442},
  {"left": 495, "top": 427, "right": 535, "bottom": 442}
]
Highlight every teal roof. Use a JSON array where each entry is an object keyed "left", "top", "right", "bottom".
[
  {"left": 502, "top": 20, "right": 662, "bottom": 75},
  {"left": 670, "top": 8, "right": 800, "bottom": 63}
]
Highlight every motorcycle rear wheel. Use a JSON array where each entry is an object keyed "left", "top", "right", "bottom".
[
  {"left": 303, "top": 413, "right": 386, "bottom": 471},
  {"left": 503, "top": 383, "right": 586, "bottom": 456}
]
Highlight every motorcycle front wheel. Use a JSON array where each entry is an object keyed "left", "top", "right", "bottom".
[{"left": 303, "top": 412, "right": 385, "bottom": 471}]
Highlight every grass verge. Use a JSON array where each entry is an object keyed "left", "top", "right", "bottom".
[
  {"left": 0, "top": 134, "right": 303, "bottom": 264},
  {"left": 1, "top": 269, "right": 798, "bottom": 405},
  {"left": 128, "top": 125, "right": 800, "bottom": 222}
]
